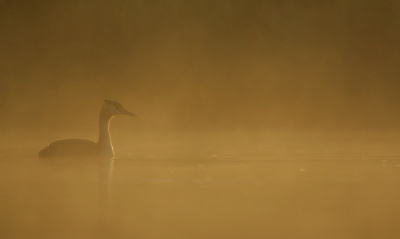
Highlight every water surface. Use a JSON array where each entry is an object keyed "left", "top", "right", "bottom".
[{"left": 1, "top": 144, "right": 400, "bottom": 239}]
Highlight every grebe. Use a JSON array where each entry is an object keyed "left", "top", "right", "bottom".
[{"left": 39, "top": 100, "right": 136, "bottom": 159}]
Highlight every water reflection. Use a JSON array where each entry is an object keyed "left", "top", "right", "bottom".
[
  {"left": 1, "top": 155, "right": 117, "bottom": 238},
  {"left": 98, "top": 158, "right": 114, "bottom": 227},
  {"left": 2, "top": 149, "right": 400, "bottom": 239}
]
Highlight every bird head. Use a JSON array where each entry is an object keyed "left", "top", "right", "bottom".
[{"left": 101, "top": 100, "right": 136, "bottom": 118}]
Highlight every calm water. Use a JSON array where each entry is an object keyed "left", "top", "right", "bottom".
[{"left": 1, "top": 143, "right": 400, "bottom": 239}]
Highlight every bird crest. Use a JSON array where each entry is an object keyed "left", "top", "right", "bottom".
[{"left": 104, "top": 99, "right": 122, "bottom": 107}]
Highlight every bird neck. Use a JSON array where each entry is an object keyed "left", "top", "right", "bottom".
[{"left": 97, "top": 115, "right": 114, "bottom": 158}]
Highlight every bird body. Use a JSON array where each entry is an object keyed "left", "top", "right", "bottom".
[
  {"left": 39, "top": 139, "right": 97, "bottom": 158},
  {"left": 39, "top": 100, "right": 136, "bottom": 159}
]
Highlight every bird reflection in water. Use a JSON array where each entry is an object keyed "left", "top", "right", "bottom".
[
  {"left": 98, "top": 157, "right": 115, "bottom": 229},
  {"left": 38, "top": 100, "right": 136, "bottom": 232}
]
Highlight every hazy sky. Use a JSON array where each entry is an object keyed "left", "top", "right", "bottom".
[{"left": 1, "top": 0, "right": 400, "bottom": 143}]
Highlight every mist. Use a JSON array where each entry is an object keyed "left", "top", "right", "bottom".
[
  {"left": 1, "top": 0, "right": 400, "bottom": 147},
  {"left": 3, "top": 2, "right": 400, "bottom": 239}
]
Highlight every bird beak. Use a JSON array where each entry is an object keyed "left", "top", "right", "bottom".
[{"left": 120, "top": 107, "right": 137, "bottom": 117}]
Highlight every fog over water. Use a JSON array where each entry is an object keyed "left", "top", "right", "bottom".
[
  {"left": 1, "top": 0, "right": 400, "bottom": 147},
  {"left": 1, "top": 1, "right": 400, "bottom": 239}
]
